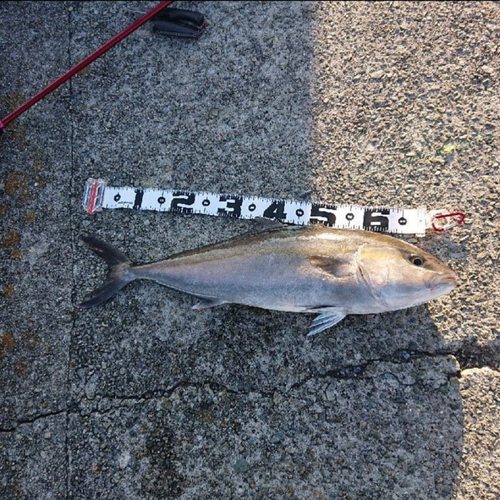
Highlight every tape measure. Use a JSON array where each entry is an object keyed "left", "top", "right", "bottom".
[{"left": 82, "top": 178, "right": 465, "bottom": 235}]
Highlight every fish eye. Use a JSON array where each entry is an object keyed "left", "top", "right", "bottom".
[{"left": 410, "top": 255, "right": 425, "bottom": 266}]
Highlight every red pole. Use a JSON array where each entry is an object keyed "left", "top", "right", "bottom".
[{"left": 0, "top": 1, "right": 173, "bottom": 130}]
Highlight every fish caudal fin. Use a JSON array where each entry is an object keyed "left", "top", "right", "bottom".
[
  {"left": 307, "top": 310, "right": 346, "bottom": 336},
  {"left": 78, "top": 235, "right": 135, "bottom": 308}
]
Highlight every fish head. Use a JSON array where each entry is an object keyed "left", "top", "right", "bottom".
[{"left": 355, "top": 241, "right": 457, "bottom": 312}]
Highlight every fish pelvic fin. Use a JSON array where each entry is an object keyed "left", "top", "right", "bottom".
[
  {"left": 78, "top": 235, "right": 136, "bottom": 308},
  {"left": 307, "top": 310, "right": 346, "bottom": 336}
]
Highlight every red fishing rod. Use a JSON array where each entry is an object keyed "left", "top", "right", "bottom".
[{"left": 0, "top": 1, "right": 205, "bottom": 134}]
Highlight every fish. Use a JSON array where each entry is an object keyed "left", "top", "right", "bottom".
[{"left": 78, "top": 225, "right": 457, "bottom": 335}]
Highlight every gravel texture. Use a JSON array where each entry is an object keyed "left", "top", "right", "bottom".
[{"left": 1, "top": 2, "right": 498, "bottom": 499}]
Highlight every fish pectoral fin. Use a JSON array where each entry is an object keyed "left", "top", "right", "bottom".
[
  {"left": 192, "top": 297, "right": 226, "bottom": 310},
  {"left": 308, "top": 256, "right": 354, "bottom": 279},
  {"left": 307, "top": 310, "right": 346, "bottom": 336}
]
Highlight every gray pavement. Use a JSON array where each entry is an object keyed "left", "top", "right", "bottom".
[{"left": 1, "top": 2, "right": 498, "bottom": 499}]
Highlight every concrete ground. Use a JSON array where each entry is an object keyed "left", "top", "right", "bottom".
[{"left": 1, "top": 2, "right": 498, "bottom": 499}]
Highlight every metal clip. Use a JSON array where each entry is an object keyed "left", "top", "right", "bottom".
[{"left": 430, "top": 211, "right": 466, "bottom": 232}]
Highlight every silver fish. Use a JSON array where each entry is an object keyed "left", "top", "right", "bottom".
[{"left": 79, "top": 225, "right": 457, "bottom": 335}]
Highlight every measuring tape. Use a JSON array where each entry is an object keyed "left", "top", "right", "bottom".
[{"left": 82, "top": 178, "right": 465, "bottom": 235}]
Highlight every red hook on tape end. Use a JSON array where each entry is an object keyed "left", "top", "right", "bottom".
[{"left": 431, "top": 212, "right": 466, "bottom": 232}]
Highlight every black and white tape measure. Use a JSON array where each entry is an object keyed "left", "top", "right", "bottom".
[{"left": 82, "top": 178, "right": 465, "bottom": 235}]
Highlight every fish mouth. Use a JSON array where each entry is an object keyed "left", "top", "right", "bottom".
[{"left": 429, "top": 272, "right": 458, "bottom": 291}]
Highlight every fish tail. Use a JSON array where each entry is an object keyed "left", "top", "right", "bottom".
[{"left": 78, "top": 235, "right": 136, "bottom": 308}]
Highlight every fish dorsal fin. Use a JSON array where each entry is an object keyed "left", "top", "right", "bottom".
[
  {"left": 307, "top": 310, "right": 347, "bottom": 336},
  {"left": 192, "top": 297, "right": 226, "bottom": 310},
  {"left": 308, "top": 256, "right": 354, "bottom": 279}
]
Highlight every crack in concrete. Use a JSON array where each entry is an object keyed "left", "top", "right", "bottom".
[
  {"left": 0, "top": 408, "right": 68, "bottom": 433},
  {"left": 0, "top": 350, "right": 460, "bottom": 431},
  {"left": 81, "top": 378, "right": 275, "bottom": 407},
  {"left": 4, "top": 346, "right": 496, "bottom": 432},
  {"left": 452, "top": 344, "right": 500, "bottom": 373},
  {"left": 290, "top": 348, "right": 460, "bottom": 391}
]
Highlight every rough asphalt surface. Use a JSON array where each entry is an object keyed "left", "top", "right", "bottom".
[{"left": 1, "top": 2, "right": 498, "bottom": 499}]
